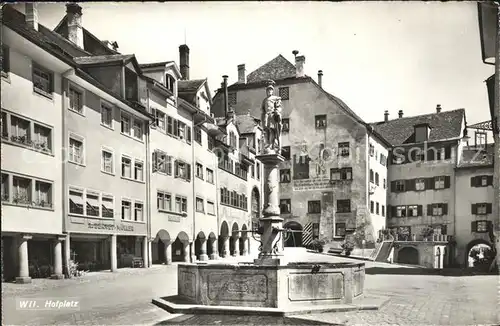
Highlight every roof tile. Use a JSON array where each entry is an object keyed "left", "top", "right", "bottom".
[
  {"left": 235, "top": 114, "right": 260, "bottom": 134},
  {"left": 246, "top": 54, "right": 296, "bottom": 83}
]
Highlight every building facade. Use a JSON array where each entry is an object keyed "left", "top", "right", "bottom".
[{"left": 211, "top": 54, "right": 390, "bottom": 247}]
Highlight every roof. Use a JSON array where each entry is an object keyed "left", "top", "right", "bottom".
[
  {"left": 177, "top": 79, "right": 207, "bottom": 105},
  {"left": 74, "top": 54, "right": 135, "bottom": 65},
  {"left": 139, "top": 61, "right": 174, "bottom": 69},
  {"left": 246, "top": 54, "right": 297, "bottom": 83},
  {"left": 235, "top": 114, "right": 260, "bottom": 134},
  {"left": 457, "top": 144, "right": 494, "bottom": 168},
  {"left": 370, "top": 109, "right": 465, "bottom": 146}
]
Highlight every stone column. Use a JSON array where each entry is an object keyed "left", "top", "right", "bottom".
[
  {"left": 231, "top": 234, "right": 240, "bottom": 257},
  {"left": 142, "top": 236, "right": 148, "bottom": 268},
  {"left": 51, "top": 236, "right": 65, "bottom": 279},
  {"left": 163, "top": 241, "right": 172, "bottom": 264},
  {"left": 222, "top": 237, "right": 230, "bottom": 258},
  {"left": 242, "top": 237, "right": 249, "bottom": 256},
  {"left": 64, "top": 233, "right": 70, "bottom": 276},
  {"left": 190, "top": 242, "right": 197, "bottom": 263},
  {"left": 199, "top": 238, "right": 209, "bottom": 261},
  {"left": 148, "top": 239, "right": 153, "bottom": 267},
  {"left": 183, "top": 242, "right": 190, "bottom": 263},
  {"left": 254, "top": 153, "right": 285, "bottom": 265},
  {"left": 110, "top": 234, "right": 117, "bottom": 272},
  {"left": 210, "top": 239, "right": 218, "bottom": 260},
  {"left": 16, "top": 234, "right": 32, "bottom": 284}
]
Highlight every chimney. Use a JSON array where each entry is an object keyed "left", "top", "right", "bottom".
[
  {"left": 295, "top": 55, "right": 306, "bottom": 78},
  {"left": 436, "top": 104, "right": 442, "bottom": 113},
  {"left": 398, "top": 110, "right": 403, "bottom": 118},
  {"left": 384, "top": 110, "right": 389, "bottom": 122},
  {"left": 222, "top": 75, "right": 229, "bottom": 117},
  {"left": 179, "top": 44, "right": 190, "bottom": 80},
  {"left": 66, "top": 3, "right": 84, "bottom": 48},
  {"left": 25, "top": 3, "right": 39, "bottom": 31},
  {"left": 237, "top": 64, "right": 246, "bottom": 84},
  {"left": 292, "top": 50, "right": 299, "bottom": 58},
  {"left": 318, "top": 70, "right": 323, "bottom": 88}
]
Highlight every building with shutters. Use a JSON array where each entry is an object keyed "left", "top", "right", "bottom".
[{"left": 211, "top": 53, "right": 391, "bottom": 248}]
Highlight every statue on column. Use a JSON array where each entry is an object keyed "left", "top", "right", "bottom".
[{"left": 260, "top": 80, "right": 283, "bottom": 154}]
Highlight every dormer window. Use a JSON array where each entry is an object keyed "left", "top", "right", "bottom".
[
  {"left": 165, "top": 74, "right": 175, "bottom": 93},
  {"left": 124, "top": 68, "right": 138, "bottom": 102},
  {"left": 475, "top": 132, "right": 486, "bottom": 148},
  {"left": 414, "top": 123, "right": 430, "bottom": 143},
  {"left": 229, "top": 131, "right": 237, "bottom": 148}
]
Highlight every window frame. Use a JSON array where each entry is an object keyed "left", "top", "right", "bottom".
[
  {"left": 282, "top": 118, "right": 290, "bottom": 132},
  {"left": 121, "top": 198, "right": 132, "bottom": 220},
  {"left": 68, "top": 82, "right": 85, "bottom": 115},
  {"left": 32, "top": 62, "right": 54, "bottom": 97},
  {"left": 68, "top": 132, "right": 86, "bottom": 166},
  {"left": 134, "top": 200, "right": 144, "bottom": 222},
  {"left": 101, "top": 146, "right": 115, "bottom": 175},
  {"left": 121, "top": 155, "right": 133, "bottom": 179},
  {"left": 100, "top": 100, "right": 114, "bottom": 130},
  {"left": 196, "top": 197, "right": 205, "bottom": 213},
  {"left": 338, "top": 142, "right": 350, "bottom": 156},
  {"left": 307, "top": 200, "right": 321, "bottom": 214},
  {"left": 280, "top": 199, "right": 291, "bottom": 214},
  {"left": 1, "top": 45, "right": 10, "bottom": 77},
  {"left": 315, "top": 115, "right": 327, "bottom": 129},
  {"left": 157, "top": 190, "right": 172, "bottom": 212},
  {"left": 134, "top": 159, "right": 144, "bottom": 182}
]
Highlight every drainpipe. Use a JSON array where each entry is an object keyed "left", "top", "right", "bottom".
[
  {"left": 146, "top": 88, "right": 152, "bottom": 267},
  {"left": 192, "top": 113, "right": 196, "bottom": 261}
]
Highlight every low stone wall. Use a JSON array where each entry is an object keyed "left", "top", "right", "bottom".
[{"left": 178, "top": 261, "right": 365, "bottom": 308}]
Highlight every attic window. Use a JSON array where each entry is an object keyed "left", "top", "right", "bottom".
[
  {"left": 228, "top": 92, "right": 237, "bottom": 105},
  {"left": 475, "top": 132, "right": 486, "bottom": 148},
  {"left": 279, "top": 87, "right": 289, "bottom": 100},
  {"left": 414, "top": 124, "right": 430, "bottom": 143},
  {"left": 165, "top": 74, "right": 176, "bottom": 93}
]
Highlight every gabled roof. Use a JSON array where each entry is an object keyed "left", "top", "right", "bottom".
[
  {"left": 457, "top": 144, "right": 494, "bottom": 168},
  {"left": 74, "top": 54, "right": 142, "bottom": 73},
  {"left": 235, "top": 114, "right": 260, "bottom": 134},
  {"left": 53, "top": 14, "right": 119, "bottom": 56},
  {"left": 246, "top": 54, "right": 297, "bottom": 83},
  {"left": 370, "top": 109, "right": 465, "bottom": 146}
]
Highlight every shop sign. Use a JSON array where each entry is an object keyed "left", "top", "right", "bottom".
[
  {"left": 293, "top": 178, "right": 332, "bottom": 191},
  {"left": 88, "top": 222, "right": 134, "bottom": 232},
  {"left": 168, "top": 215, "right": 181, "bottom": 222}
]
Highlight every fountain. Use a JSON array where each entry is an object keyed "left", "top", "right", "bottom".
[{"left": 152, "top": 80, "right": 386, "bottom": 316}]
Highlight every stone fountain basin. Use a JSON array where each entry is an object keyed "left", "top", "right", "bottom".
[{"left": 174, "top": 261, "right": 365, "bottom": 309}]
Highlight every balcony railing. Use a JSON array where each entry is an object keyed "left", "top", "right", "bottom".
[{"left": 394, "top": 233, "right": 453, "bottom": 242}]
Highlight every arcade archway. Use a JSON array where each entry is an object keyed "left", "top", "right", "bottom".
[{"left": 283, "top": 221, "right": 303, "bottom": 247}]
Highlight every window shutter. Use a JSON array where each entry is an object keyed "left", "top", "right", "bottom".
[
  {"left": 173, "top": 119, "right": 178, "bottom": 137},
  {"left": 49, "top": 72, "right": 54, "bottom": 93},
  {"left": 426, "top": 178, "right": 434, "bottom": 190},
  {"left": 152, "top": 151, "right": 158, "bottom": 172},
  {"left": 487, "top": 175, "right": 493, "bottom": 186},
  {"left": 427, "top": 204, "right": 432, "bottom": 216},
  {"left": 441, "top": 224, "right": 447, "bottom": 235},
  {"left": 417, "top": 205, "right": 423, "bottom": 216},
  {"left": 444, "top": 145, "right": 451, "bottom": 159},
  {"left": 470, "top": 176, "right": 476, "bottom": 187},
  {"left": 392, "top": 206, "right": 397, "bottom": 217},
  {"left": 390, "top": 181, "right": 396, "bottom": 192},
  {"left": 443, "top": 203, "right": 448, "bottom": 215},
  {"left": 187, "top": 164, "right": 191, "bottom": 181},
  {"left": 444, "top": 176, "right": 450, "bottom": 189},
  {"left": 186, "top": 126, "right": 192, "bottom": 143},
  {"left": 486, "top": 203, "right": 492, "bottom": 214},
  {"left": 471, "top": 221, "right": 477, "bottom": 232},
  {"left": 471, "top": 204, "right": 477, "bottom": 214},
  {"left": 387, "top": 205, "right": 391, "bottom": 217},
  {"left": 405, "top": 179, "right": 413, "bottom": 192},
  {"left": 174, "top": 160, "right": 179, "bottom": 178}
]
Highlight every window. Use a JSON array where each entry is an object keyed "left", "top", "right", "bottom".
[
  {"left": 155, "top": 109, "right": 166, "bottom": 131},
  {"left": 380, "top": 154, "right": 387, "bottom": 166},
  {"left": 369, "top": 144, "right": 374, "bottom": 157},
  {"left": 473, "top": 203, "right": 492, "bottom": 215},
  {"left": 336, "top": 223, "right": 346, "bottom": 237},
  {"left": 208, "top": 136, "right": 214, "bottom": 151},
  {"left": 375, "top": 173, "right": 379, "bottom": 186},
  {"left": 475, "top": 221, "right": 489, "bottom": 233},
  {"left": 229, "top": 131, "right": 237, "bottom": 148},
  {"left": 68, "top": 136, "right": 84, "bottom": 164},
  {"left": 121, "top": 113, "right": 131, "bottom": 135},
  {"left": 134, "top": 202, "right": 143, "bottom": 221},
  {"left": 175, "top": 196, "right": 187, "bottom": 213},
  {"left": 280, "top": 169, "right": 291, "bottom": 183},
  {"left": 429, "top": 203, "right": 446, "bottom": 216},
  {"left": 256, "top": 162, "right": 261, "bottom": 180},
  {"left": 1, "top": 45, "right": 10, "bottom": 74},
  {"left": 315, "top": 115, "right": 326, "bottom": 129},
  {"left": 157, "top": 191, "right": 172, "bottom": 211},
  {"left": 121, "top": 200, "right": 131, "bottom": 220},
  {"left": 165, "top": 74, "right": 175, "bottom": 92},
  {"left": 338, "top": 142, "right": 350, "bottom": 156},
  {"left": 1, "top": 112, "right": 7, "bottom": 139},
  {"left": 308, "top": 200, "right": 321, "bottom": 214},
  {"left": 471, "top": 175, "right": 493, "bottom": 187},
  {"left": 32, "top": 63, "right": 53, "bottom": 94},
  {"left": 121, "top": 156, "right": 132, "bottom": 178},
  {"left": 330, "top": 168, "right": 352, "bottom": 181},
  {"left": 134, "top": 160, "right": 144, "bottom": 181},
  {"left": 228, "top": 92, "right": 237, "bottom": 105},
  {"left": 376, "top": 202, "right": 380, "bottom": 215},
  {"left": 250, "top": 165, "right": 255, "bottom": 178},
  {"left": 369, "top": 170, "right": 374, "bottom": 183},
  {"left": 101, "top": 103, "right": 113, "bottom": 128},
  {"left": 1, "top": 173, "right": 8, "bottom": 201},
  {"left": 69, "top": 87, "right": 83, "bottom": 114},
  {"left": 33, "top": 124, "right": 52, "bottom": 152},
  {"left": 381, "top": 205, "right": 385, "bottom": 217},
  {"left": 396, "top": 206, "right": 406, "bottom": 217},
  {"left": 153, "top": 151, "right": 172, "bottom": 175},
  {"left": 407, "top": 205, "right": 419, "bottom": 217},
  {"left": 415, "top": 178, "right": 425, "bottom": 191},
  {"left": 195, "top": 127, "right": 202, "bottom": 145},
  {"left": 86, "top": 192, "right": 100, "bottom": 217},
  {"left": 278, "top": 87, "right": 289, "bottom": 100},
  {"left": 175, "top": 161, "right": 191, "bottom": 181},
  {"left": 69, "top": 189, "right": 84, "bottom": 215},
  {"left": 10, "top": 115, "right": 30, "bottom": 145},
  {"left": 186, "top": 126, "right": 192, "bottom": 144},
  {"left": 196, "top": 163, "right": 204, "bottom": 179},
  {"left": 178, "top": 121, "right": 186, "bottom": 140},
  {"left": 475, "top": 131, "right": 487, "bottom": 148},
  {"left": 383, "top": 178, "right": 386, "bottom": 189},
  {"left": 33, "top": 180, "right": 51, "bottom": 208},
  {"left": 102, "top": 195, "right": 114, "bottom": 218},
  {"left": 282, "top": 118, "right": 290, "bottom": 132},
  {"left": 415, "top": 149, "right": 425, "bottom": 162},
  {"left": 394, "top": 180, "right": 405, "bottom": 192},
  {"left": 434, "top": 176, "right": 445, "bottom": 189},
  {"left": 167, "top": 116, "right": 174, "bottom": 135},
  {"left": 281, "top": 146, "right": 291, "bottom": 160},
  {"left": 196, "top": 197, "right": 204, "bottom": 213},
  {"left": 101, "top": 149, "right": 114, "bottom": 174},
  {"left": 370, "top": 201, "right": 374, "bottom": 213},
  {"left": 206, "top": 168, "right": 214, "bottom": 183},
  {"left": 280, "top": 199, "right": 291, "bottom": 214},
  {"left": 132, "top": 120, "right": 143, "bottom": 140},
  {"left": 207, "top": 201, "right": 215, "bottom": 215}
]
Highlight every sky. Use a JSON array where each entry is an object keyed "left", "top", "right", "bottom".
[{"left": 20, "top": 2, "right": 495, "bottom": 126}]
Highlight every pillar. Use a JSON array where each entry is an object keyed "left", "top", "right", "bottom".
[
  {"left": 142, "top": 236, "right": 148, "bottom": 268},
  {"left": 199, "top": 238, "right": 209, "bottom": 261},
  {"left": 210, "top": 239, "right": 218, "bottom": 260},
  {"left": 190, "top": 242, "right": 196, "bottom": 263},
  {"left": 148, "top": 239, "right": 153, "bottom": 267},
  {"left": 164, "top": 241, "right": 172, "bottom": 265},
  {"left": 110, "top": 234, "right": 117, "bottom": 272},
  {"left": 64, "top": 233, "right": 70, "bottom": 276},
  {"left": 222, "top": 237, "right": 230, "bottom": 258},
  {"left": 16, "top": 234, "right": 32, "bottom": 284},
  {"left": 242, "top": 237, "right": 249, "bottom": 256},
  {"left": 232, "top": 235, "right": 240, "bottom": 257},
  {"left": 51, "top": 236, "right": 65, "bottom": 279},
  {"left": 183, "top": 242, "right": 190, "bottom": 263}
]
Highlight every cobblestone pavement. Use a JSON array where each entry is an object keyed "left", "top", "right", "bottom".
[{"left": 2, "top": 252, "right": 499, "bottom": 326}]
